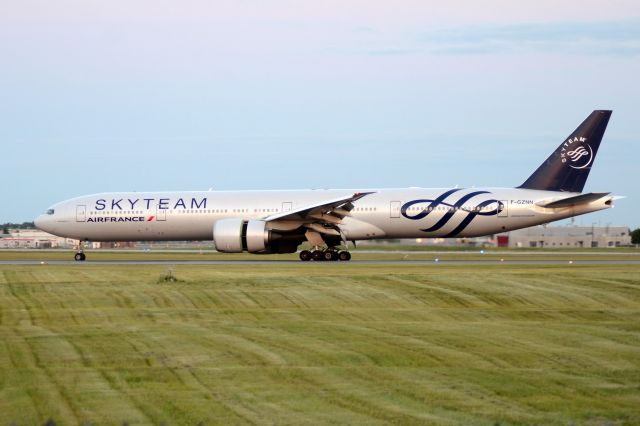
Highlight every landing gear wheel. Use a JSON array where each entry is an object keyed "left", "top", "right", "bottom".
[
  {"left": 312, "top": 250, "right": 325, "bottom": 261},
  {"left": 338, "top": 251, "right": 351, "bottom": 261},
  {"left": 74, "top": 253, "right": 86, "bottom": 262},
  {"left": 323, "top": 250, "right": 338, "bottom": 261},
  {"left": 299, "top": 250, "right": 312, "bottom": 261}
]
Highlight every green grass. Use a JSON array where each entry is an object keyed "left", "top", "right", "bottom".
[{"left": 1, "top": 263, "right": 639, "bottom": 425}]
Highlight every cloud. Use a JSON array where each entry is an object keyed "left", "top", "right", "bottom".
[{"left": 421, "top": 19, "right": 640, "bottom": 56}]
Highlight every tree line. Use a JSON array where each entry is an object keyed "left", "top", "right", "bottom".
[{"left": 1, "top": 222, "right": 36, "bottom": 234}]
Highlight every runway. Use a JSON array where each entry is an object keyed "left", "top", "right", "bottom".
[{"left": 2, "top": 259, "right": 640, "bottom": 265}]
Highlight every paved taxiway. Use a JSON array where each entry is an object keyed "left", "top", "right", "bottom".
[{"left": 2, "top": 260, "right": 640, "bottom": 265}]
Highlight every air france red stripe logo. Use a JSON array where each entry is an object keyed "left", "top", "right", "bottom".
[{"left": 147, "top": 216, "right": 155, "bottom": 221}]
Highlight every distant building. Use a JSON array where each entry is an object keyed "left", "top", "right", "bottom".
[
  {"left": 358, "top": 236, "right": 495, "bottom": 248},
  {"left": 99, "top": 241, "right": 136, "bottom": 248},
  {"left": 0, "top": 229, "right": 75, "bottom": 249},
  {"left": 0, "top": 229, "right": 205, "bottom": 250},
  {"left": 497, "top": 226, "right": 631, "bottom": 248}
]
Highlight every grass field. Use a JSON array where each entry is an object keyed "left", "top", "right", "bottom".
[
  {"left": 1, "top": 262, "right": 639, "bottom": 425},
  {"left": 1, "top": 247, "right": 640, "bottom": 262}
]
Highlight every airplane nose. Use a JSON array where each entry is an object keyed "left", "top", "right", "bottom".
[{"left": 34, "top": 214, "right": 51, "bottom": 233}]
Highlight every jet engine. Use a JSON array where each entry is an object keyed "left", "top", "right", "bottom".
[{"left": 213, "top": 218, "right": 271, "bottom": 253}]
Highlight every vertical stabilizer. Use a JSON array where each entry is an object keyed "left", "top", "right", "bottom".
[{"left": 519, "top": 110, "right": 611, "bottom": 193}]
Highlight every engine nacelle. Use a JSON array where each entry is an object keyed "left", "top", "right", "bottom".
[{"left": 213, "top": 218, "right": 269, "bottom": 253}]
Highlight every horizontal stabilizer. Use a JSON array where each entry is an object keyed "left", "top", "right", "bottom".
[{"left": 537, "top": 192, "right": 610, "bottom": 209}]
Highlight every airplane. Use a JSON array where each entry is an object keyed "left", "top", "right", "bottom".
[{"left": 35, "top": 110, "right": 617, "bottom": 261}]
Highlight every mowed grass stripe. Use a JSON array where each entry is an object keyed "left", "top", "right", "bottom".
[
  {"left": 0, "top": 264, "right": 639, "bottom": 425},
  {"left": 1, "top": 280, "right": 151, "bottom": 424}
]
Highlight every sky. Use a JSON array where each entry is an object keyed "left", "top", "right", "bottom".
[{"left": 1, "top": 0, "right": 639, "bottom": 229}]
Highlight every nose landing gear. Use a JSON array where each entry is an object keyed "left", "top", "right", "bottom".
[{"left": 74, "top": 240, "right": 88, "bottom": 261}]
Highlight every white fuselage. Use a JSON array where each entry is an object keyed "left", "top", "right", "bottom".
[{"left": 34, "top": 187, "right": 612, "bottom": 242}]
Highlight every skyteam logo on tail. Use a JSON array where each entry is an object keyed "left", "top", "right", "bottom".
[{"left": 560, "top": 137, "right": 593, "bottom": 170}]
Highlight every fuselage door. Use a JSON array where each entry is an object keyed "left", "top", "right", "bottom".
[
  {"left": 156, "top": 206, "right": 167, "bottom": 221},
  {"left": 390, "top": 201, "right": 401, "bottom": 218},
  {"left": 76, "top": 205, "right": 86, "bottom": 222},
  {"left": 282, "top": 202, "right": 292, "bottom": 212},
  {"left": 498, "top": 200, "right": 508, "bottom": 217}
]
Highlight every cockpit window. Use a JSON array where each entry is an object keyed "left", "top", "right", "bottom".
[{"left": 46, "top": 209, "right": 55, "bottom": 215}]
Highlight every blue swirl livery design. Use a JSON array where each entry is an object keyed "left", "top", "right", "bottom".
[{"left": 401, "top": 188, "right": 502, "bottom": 237}]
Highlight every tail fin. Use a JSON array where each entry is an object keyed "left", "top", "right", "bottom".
[{"left": 518, "top": 110, "right": 611, "bottom": 193}]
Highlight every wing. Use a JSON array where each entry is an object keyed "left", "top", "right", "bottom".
[
  {"left": 264, "top": 192, "right": 373, "bottom": 222},
  {"left": 263, "top": 192, "right": 374, "bottom": 236}
]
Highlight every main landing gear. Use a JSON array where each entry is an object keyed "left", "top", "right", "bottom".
[{"left": 299, "top": 248, "right": 351, "bottom": 262}]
